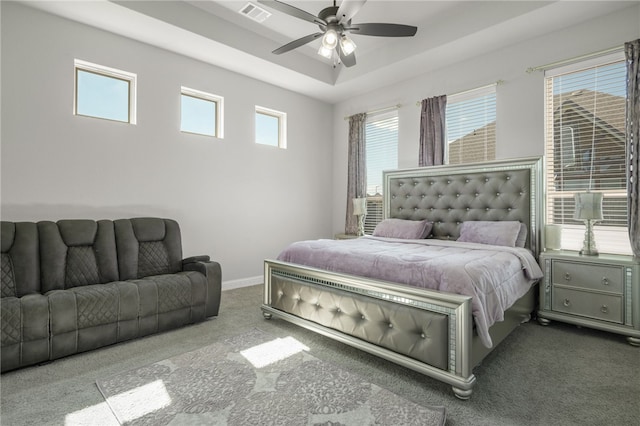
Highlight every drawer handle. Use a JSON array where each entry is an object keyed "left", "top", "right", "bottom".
[
  {"left": 563, "top": 299, "right": 571, "bottom": 307},
  {"left": 601, "top": 305, "right": 609, "bottom": 314},
  {"left": 602, "top": 277, "right": 610, "bottom": 286},
  {"left": 564, "top": 273, "right": 571, "bottom": 281}
]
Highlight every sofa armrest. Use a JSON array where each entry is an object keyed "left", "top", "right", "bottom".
[
  {"left": 182, "top": 255, "right": 210, "bottom": 265},
  {"left": 183, "top": 259, "right": 222, "bottom": 317}
]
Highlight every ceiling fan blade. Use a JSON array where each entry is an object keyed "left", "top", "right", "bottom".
[
  {"left": 337, "top": 42, "right": 356, "bottom": 67},
  {"left": 336, "top": 0, "right": 367, "bottom": 25},
  {"left": 258, "top": 0, "right": 326, "bottom": 26},
  {"left": 348, "top": 23, "right": 417, "bottom": 37},
  {"left": 273, "top": 32, "right": 323, "bottom": 55}
]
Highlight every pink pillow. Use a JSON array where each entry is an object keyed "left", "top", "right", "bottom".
[{"left": 373, "top": 219, "right": 432, "bottom": 239}]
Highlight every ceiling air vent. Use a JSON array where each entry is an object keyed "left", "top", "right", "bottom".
[{"left": 239, "top": 2, "right": 271, "bottom": 23}]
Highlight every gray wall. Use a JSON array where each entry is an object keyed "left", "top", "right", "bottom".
[
  {"left": 0, "top": 2, "right": 334, "bottom": 287},
  {"left": 330, "top": 4, "right": 640, "bottom": 235}
]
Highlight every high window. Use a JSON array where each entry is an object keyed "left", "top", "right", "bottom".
[
  {"left": 180, "top": 87, "right": 224, "bottom": 138},
  {"left": 364, "top": 110, "right": 398, "bottom": 234},
  {"left": 445, "top": 85, "right": 496, "bottom": 164},
  {"left": 544, "top": 52, "right": 630, "bottom": 255},
  {"left": 255, "top": 106, "right": 286, "bottom": 148},
  {"left": 74, "top": 59, "right": 136, "bottom": 124}
]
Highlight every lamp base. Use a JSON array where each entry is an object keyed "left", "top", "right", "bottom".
[
  {"left": 579, "top": 219, "right": 599, "bottom": 256},
  {"left": 356, "top": 214, "right": 365, "bottom": 237}
]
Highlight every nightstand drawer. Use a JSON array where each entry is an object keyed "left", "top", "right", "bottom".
[
  {"left": 552, "top": 287, "right": 623, "bottom": 324},
  {"left": 552, "top": 261, "right": 623, "bottom": 294}
]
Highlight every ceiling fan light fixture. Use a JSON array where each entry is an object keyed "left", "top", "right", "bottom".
[
  {"left": 321, "top": 29, "right": 338, "bottom": 49},
  {"left": 317, "top": 45, "right": 333, "bottom": 59},
  {"left": 340, "top": 35, "right": 357, "bottom": 55}
]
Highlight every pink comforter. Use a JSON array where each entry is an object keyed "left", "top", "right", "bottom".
[{"left": 277, "top": 236, "right": 543, "bottom": 348}]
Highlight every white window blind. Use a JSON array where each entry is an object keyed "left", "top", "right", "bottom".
[
  {"left": 544, "top": 52, "right": 630, "bottom": 255},
  {"left": 446, "top": 85, "right": 496, "bottom": 165},
  {"left": 364, "top": 110, "right": 398, "bottom": 234}
]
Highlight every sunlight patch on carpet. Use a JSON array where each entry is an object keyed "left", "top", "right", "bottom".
[
  {"left": 240, "top": 336, "right": 309, "bottom": 368},
  {"left": 104, "top": 380, "right": 171, "bottom": 423},
  {"left": 64, "top": 401, "right": 119, "bottom": 426}
]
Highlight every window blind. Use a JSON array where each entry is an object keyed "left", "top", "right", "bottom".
[
  {"left": 446, "top": 85, "right": 496, "bottom": 165},
  {"left": 365, "top": 110, "right": 398, "bottom": 234},
  {"left": 544, "top": 52, "right": 630, "bottom": 255}
]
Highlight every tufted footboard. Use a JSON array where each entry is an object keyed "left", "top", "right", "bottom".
[{"left": 262, "top": 260, "right": 478, "bottom": 399}]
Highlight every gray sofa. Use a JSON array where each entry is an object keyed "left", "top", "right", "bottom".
[{"left": 1, "top": 217, "right": 222, "bottom": 373}]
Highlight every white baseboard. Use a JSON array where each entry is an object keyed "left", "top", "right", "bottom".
[{"left": 222, "top": 275, "right": 263, "bottom": 291}]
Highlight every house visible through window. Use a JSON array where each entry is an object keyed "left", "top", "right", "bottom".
[
  {"left": 446, "top": 85, "right": 496, "bottom": 164},
  {"left": 74, "top": 59, "right": 136, "bottom": 124},
  {"left": 364, "top": 110, "right": 398, "bottom": 234},
  {"left": 544, "top": 52, "right": 630, "bottom": 255},
  {"left": 180, "top": 87, "right": 224, "bottom": 138},
  {"left": 255, "top": 106, "right": 286, "bottom": 148}
]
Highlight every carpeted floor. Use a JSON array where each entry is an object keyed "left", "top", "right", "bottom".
[
  {"left": 96, "top": 328, "right": 446, "bottom": 425},
  {"left": 1, "top": 284, "right": 639, "bottom": 425}
]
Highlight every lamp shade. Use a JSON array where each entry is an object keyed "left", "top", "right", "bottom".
[
  {"left": 352, "top": 198, "right": 367, "bottom": 216},
  {"left": 321, "top": 30, "right": 338, "bottom": 49},
  {"left": 573, "top": 192, "right": 604, "bottom": 220}
]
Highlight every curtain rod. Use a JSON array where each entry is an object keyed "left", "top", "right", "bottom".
[
  {"left": 526, "top": 45, "right": 623, "bottom": 73},
  {"left": 343, "top": 104, "right": 401, "bottom": 120},
  {"left": 415, "top": 80, "right": 503, "bottom": 106}
]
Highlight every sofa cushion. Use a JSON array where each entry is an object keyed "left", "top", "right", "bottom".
[
  {"left": 1, "top": 294, "right": 50, "bottom": 372},
  {"left": 1, "top": 221, "right": 40, "bottom": 297},
  {"left": 133, "top": 271, "right": 207, "bottom": 335},
  {"left": 39, "top": 220, "right": 119, "bottom": 292},
  {"left": 48, "top": 281, "right": 140, "bottom": 359},
  {"left": 115, "top": 218, "right": 183, "bottom": 280}
]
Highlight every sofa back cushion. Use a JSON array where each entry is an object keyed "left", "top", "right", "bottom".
[
  {"left": 1, "top": 221, "right": 40, "bottom": 297},
  {"left": 114, "top": 218, "right": 183, "bottom": 280},
  {"left": 39, "top": 220, "right": 119, "bottom": 292}
]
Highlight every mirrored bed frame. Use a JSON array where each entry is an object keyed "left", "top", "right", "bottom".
[{"left": 262, "top": 157, "right": 543, "bottom": 399}]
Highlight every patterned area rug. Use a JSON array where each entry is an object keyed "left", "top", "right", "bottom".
[{"left": 96, "top": 328, "right": 446, "bottom": 425}]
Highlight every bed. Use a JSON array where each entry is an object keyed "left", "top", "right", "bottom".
[{"left": 262, "top": 157, "right": 543, "bottom": 399}]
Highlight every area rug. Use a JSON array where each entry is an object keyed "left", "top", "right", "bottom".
[{"left": 96, "top": 328, "right": 446, "bottom": 425}]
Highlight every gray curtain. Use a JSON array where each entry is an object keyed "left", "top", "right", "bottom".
[
  {"left": 419, "top": 95, "right": 447, "bottom": 167},
  {"left": 626, "top": 39, "right": 640, "bottom": 257},
  {"left": 345, "top": 113, "right": 367, "bottom": 235}
]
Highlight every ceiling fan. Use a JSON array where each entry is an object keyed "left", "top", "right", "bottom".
[{"left": 257, "top": 0, "right": 418, "bottom": 67}]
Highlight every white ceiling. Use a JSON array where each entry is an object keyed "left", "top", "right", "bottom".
[{"left": 21, "top": 0, "right": 636, "bottom": 103}]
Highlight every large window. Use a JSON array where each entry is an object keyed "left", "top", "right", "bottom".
[
  {"left": 180, "top": 87, "right": 224, "bottom": 138},
  {"left": 255, "top": 106, "right": 286, "bottom": 148},
  {"left": 445, "top": 85, "right": 496, "bottom": 164},
  {"left": 544, "top": 53, "right": 630, "bottom": 255},
  {"left": 364, "top": 110, "right": 398, "bottom": 234},
  {"left": 74, "top": 59, "right": 136, "bottom": 124}
]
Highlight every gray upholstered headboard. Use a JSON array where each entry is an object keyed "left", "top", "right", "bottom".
[{"left": 383, "top": 157, "right": 543, "bottom": 256}]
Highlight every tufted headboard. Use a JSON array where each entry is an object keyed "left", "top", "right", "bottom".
[{"left": 383, "top": 157, "right": 543, "bottom": 256}]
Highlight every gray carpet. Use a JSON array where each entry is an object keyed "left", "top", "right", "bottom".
[
  {"left": 95, "top": 328, "right": 446, "bottom": 425},
  {"left": 1, "top": 284, "right": 639, "bottom": 425}
]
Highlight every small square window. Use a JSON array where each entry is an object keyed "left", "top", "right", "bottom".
[
  {"left": 255, "top": 106, "right": 286, "bottom": 148},
  {"left": 180, "top": 87, "right": 224, "bottom": 138},
  {"left": 74, "top": 59, "right": 136, "bottom": 124}
]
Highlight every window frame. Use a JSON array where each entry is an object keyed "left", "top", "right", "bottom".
[
  {"left": 445, "top": 84, "right": 496, "bottom": 165},
  {"left": 364, "top": 109, "right": 399, "bottom": 234},
  {"left": 74, "top": 59, "right": 137, "bottom": 124},
  {"left": 180, "top": 86, "right": 224, "bottom": 138},
  {"left": 543, "top": 51, "right": 630, "bottom": 255},
  {"left": 255, "top": 105, "right": 287, "bottom": 149}
]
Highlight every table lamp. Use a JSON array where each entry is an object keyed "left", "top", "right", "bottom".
[
  {"left": 352, "top": 198, "right": 367, "bottom": 237},
  {"left": 573, "top": 191, "right": 603, "bottom": 255}
]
